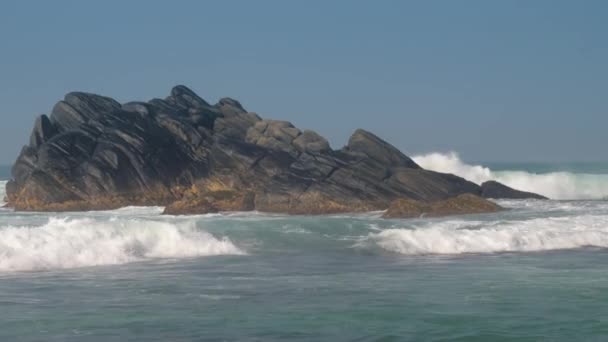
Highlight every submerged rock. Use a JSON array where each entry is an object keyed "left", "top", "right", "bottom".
[
  {"left": 6, "top": 85, "right": 544, "bottom": 214},
  {"left": 382, "top": 194, "right": 503, "bottom": 219}
]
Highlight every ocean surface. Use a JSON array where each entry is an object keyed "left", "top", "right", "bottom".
[{"left": 2, "top": 154, "right": 608, "bottom": 341}]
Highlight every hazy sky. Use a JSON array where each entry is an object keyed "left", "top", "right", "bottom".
[{"left": 0, "top": 0, "right": 606, "bottom": 164}]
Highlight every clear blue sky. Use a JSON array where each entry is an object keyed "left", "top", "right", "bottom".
[{"left": 1, "top": 0, "right": 606, "bottom": 164}]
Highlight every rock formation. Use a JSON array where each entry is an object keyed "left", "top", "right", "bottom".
[{"left": 6, "top": 85, "right": 543, "bottom": 215}]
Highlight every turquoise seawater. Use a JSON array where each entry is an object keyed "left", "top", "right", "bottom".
[{"left": 2, "top": 160, "right": 608, "bottom": 341}]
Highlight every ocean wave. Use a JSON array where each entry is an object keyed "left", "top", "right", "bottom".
[
  {"left": 0, "top": 217, "right": 244, "bottom": 272},
  {"left": 361, "top": 215, "right": 608, "bottom": 255},
  {"left": 412, "top": 152, "right": 608, "bottom": 200}
]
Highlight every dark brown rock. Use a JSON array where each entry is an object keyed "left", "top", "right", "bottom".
[{"left": 382, "top": 194, "right": 503, "bottom": 219}]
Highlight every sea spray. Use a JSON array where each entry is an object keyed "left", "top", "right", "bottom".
[
  {"left": 0, "top": 217, "right": 244, "bottom": 272},
  {"left": 0, "top": 180, "right": 6, "bottom": 206},
  {"left": 413, "top": 152, "right": 608, "bottom": 200}
]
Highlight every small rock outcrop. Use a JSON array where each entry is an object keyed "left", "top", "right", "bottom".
[
  {"left": 382, "top": 194, "right": 503, "bottom": 219},
  {"left": 481, "top": 181, "right": 547, "bottom": 200},
  {"left": 6, "top": 85, "right": 545, "bottom": 214}
]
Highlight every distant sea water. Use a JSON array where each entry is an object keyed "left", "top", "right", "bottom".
[{"left": 2, "top": 156, "right": 608, "bottom": 341}]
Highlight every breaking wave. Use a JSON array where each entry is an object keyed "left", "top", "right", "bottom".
[
  {"left": 412, "top": 152, "right": 608, "bottom": 200},
  {"left": 0, "top": 217, "right": 244, "bottom": 272},
  {"left": 363, "top": 215, "right": 608, "bottom": 255}
]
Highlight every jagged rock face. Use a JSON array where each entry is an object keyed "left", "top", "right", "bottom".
[{"left": 6, "top": 85, "right": 541, "bottom": 213}]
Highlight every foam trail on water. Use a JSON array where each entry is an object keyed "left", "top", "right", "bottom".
[
  {"left": 363, "top": 215, "right": 608, "bottom": 255},
  {"left": 412, "top": 152, "right": 608, "bottom": 200},
  {"left": 0, "top": 217, "right": 244, "bottom": 272}
]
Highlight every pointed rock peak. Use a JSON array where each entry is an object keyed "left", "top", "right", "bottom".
[
  {"left": 348, "top": 129, "right": 377, "bottom": 143},
  {"left": 170, "top": 85, "right": 211, "bottom": 108},
  {"left": 29, "top": 114, "right": 57, "bottom": 148},
  {"left": 51, "top": 92, "right": 121, "bottom": 132},
  {"left": 217, "top": 97, "right": 245, "bottom": 112},
  {"left": 64, "top": 92, "right": 121, "bottom": 117},
  {"left": 170, "top": 84, "right": 196, "bottom": 96},
  {"left": 347, "top": 129, "right": 420, "bottom": 168},
  {"left": 50, "top": 101, "right": 88, "bottom": 132},
  {"left": 64, "top": 92, "right": 120, "bottom": 111},
  {"left": 65, "top": 91, "right": 119, "bottom": 104},
  {"left": 347, "top": 129, "right": 390, "bottom": 150}
]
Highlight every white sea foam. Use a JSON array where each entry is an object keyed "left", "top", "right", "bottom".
[
  {"left": 0, "top": 217, "right": 244, "bottom": 272},
  {"left": 0, "top": 180, "right": 7, "bottom": 207},
  {"left": 412, "top": 152, "right": 608, "bottom": 200},
  {"left": 363, "top": 215, "right": 608, "bottom": 255},
  {"left": 93, "top": 206, "right": 165, "bottom": 216}
]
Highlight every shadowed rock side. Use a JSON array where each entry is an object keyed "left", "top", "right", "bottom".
[
  {"left": 481, "top": 181, "right": 548, "bottom": 200},
  {"left": 382, "top": 194, "right": 503, "bottom": 219},
  {"left": 6, "top": 85, "right": 543, "bottom": 215}
]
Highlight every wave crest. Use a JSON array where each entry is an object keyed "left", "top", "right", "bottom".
[
  {"left": 0, "top": 217, "right": 244, "bottom": 272},
  {"left": 412, "top": 152, "right": 608, "bottom": 200},
  {"left": 362, "top": 216, "right": 608, "bottom": 255}
]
